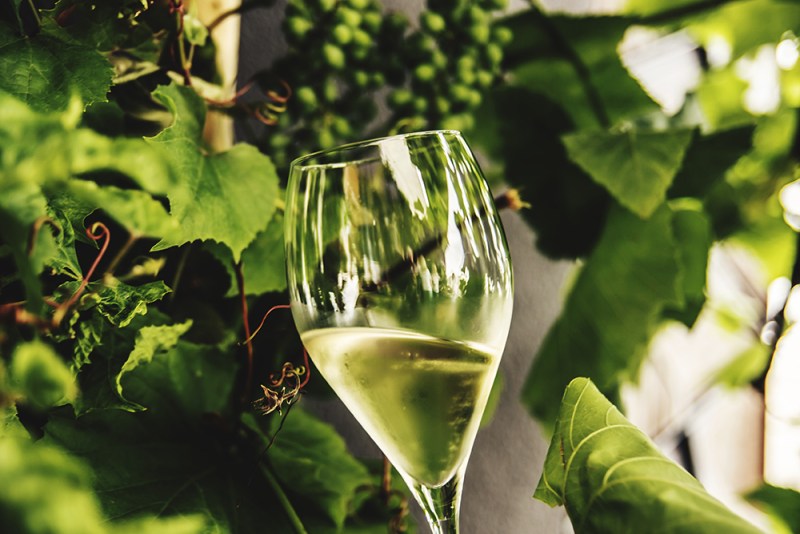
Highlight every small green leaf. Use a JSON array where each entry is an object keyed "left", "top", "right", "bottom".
[
  {"left": 10, "top": 341, "right": 76, "bottom": 410},
  {"left": 562, "top": 129, "right": 693, "bottom": 218},
  {"left": 183, "top": 14, "right": 208, "bottom": 46},
  {"left": 116, "top": 321, "right": 193, "bottom": 408},
  {"left": 56, "top": 280, "right": 171, "bottom": 327},
  {"left": 147, "top": 84, "right": 279, "bottom": 261},
  {"left": 536, "top": 377, "right": 763, "bottom": 533},
  {"left": 715, "top": 343, "right": 772, "bottom": 389},
  {"left": 0, "top": 20, "right": 112, "bottom": 112},
  {"left": 521, "top": 205, "right": 683, "bottom": 428}
]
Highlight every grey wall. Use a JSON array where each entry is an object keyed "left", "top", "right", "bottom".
[{"left": 238, "top": 4, "right": 570, "bottom": 531}]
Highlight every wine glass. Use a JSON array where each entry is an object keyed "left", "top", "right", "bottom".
[{"left": 284, "top": 130, "right": 513, "bottom": 533}]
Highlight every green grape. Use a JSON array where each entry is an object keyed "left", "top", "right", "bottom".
[
  {"left": 456, "top": 55, "right": 475, "bottom": 72},
  {"left": 347, "top": 0, "right": 371, "bottom": 9},
  {"left": 389, "top": 89, "right": 413, "bottom": 109},
  {"left": 492, "top": 26, "right": 513, "bottom": 46},
  {"left": 450, "top": 84, "right": 472, "bottom": 103},
  {"left": 331, "top": 116, "right": 351, "bottom": 136},
  {"left": 467, "top": 6, "right": 489, "bottom": 24},
  {"left": 332, "top": 24, "right": 353, "bottom": 45},
  {"left": 413, "top": 97, "right": 428, "bottom": 113},
  {"left": 352, "top": 28, "right": 372, "bottom": 49},
  {"left": 435, "top": 97, "right": 450, "bottom": 115},
  {"left": 421, "top": 12, "right": 446, "bottom": 34},
  {"left": 323, "top": 78, "right": 339, "bottom": 102},
  {"left": 295, "top": 86, "right": 318, "bottom": 111},
  {"left": 337, "top": 7, "right": 362, "bottom": 28},
  {"left": 468, "top": 89, "right": 482, "bottom": 107},
  {"left": 363, "top": 11, "right": 382, "bottom": 33},
  {"left": 476, "top": 70, "right": 494, "bottom": 88},
  {"left": 415, "top": 64, "right": 436, "bottom": 83},
  {"left": 431, "top": 50, "right": 448, "bottom": 69},
  {"left": 323, "top": 43, "right": 346, "bottom": 69},
  {"left": 469, "top": 23, "right": 491, "bottom": 44},
  {"left": 370, "top": 72, "right": 385, "bottom": 88},
  {"left": 382, "top": 13, "right": 409, "bottom": 39},
  {"left": 457, "top": 68, "right": 476, "bottom": 85},
  {"left": 317, "top": 127, "right": 335, "bottom": 149},
  {"left": 269, "top": 132, "right": 291, "bottom": 149},
  {"left": 352, "top": 70, "right": 370, "bottom": 88},
  {"left": 315, "top": 0, "right": 337, "bottom": 12},
  {"left": 485, "top": 43, "right": 503, "bottom": 67},
  {"left": 285, "top": 16, "right": 313, "bottom": 40}
]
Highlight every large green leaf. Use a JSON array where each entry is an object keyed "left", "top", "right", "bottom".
[
  {"left": 562, "top": 129, "right": 693, "bottom": 218},
  {"left": 147, "top": 84, "right": 279, "bottom": 261},
  {"left": 56, "top": 280, "right": 171, "bottom": 328},
  {"left": 0, "top": 415, "right": 205, "bottom": 534},
  {"left": 521, "top": 205, "right": 683, "bottom": 427},
  {"left": 0, "top": 20, "right": 112, "bottom": 112},
  {"left": 44, "top": 338, "right": 373, "bottom": 533},
  {"left": 535, "top": 377, "right": 762, "bottom": 533}
]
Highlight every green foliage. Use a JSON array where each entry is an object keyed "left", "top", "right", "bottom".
[
  {"left": 536, "top": 378, "right": 762, "bottom": 533},
  {"left": 747, "top": 484, "right": 800, "bottom": 533},
  {"left": 147, "top": 85, "right": 279, "bottom": 261},
  {"left": 10, "top": 341, "right": 76, "bottom": 410}
]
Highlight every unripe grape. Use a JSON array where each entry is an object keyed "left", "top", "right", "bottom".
[
  {"left": 435, "top": 97, "right": 450, "bottom": 114},
  {"left": 476, "top": 70, "right": 494, "bottom": 88},
  {"left": 295, "top": 86, "right": 318, "bottom": 110},
  {"left": 352, "top": 28, "right": 372, "bottom": 49},
  {"left": 431, "top": 50, "right": 447, "bottom": 69},
  {"left": 318, "top": 128, "right": 335, "bottom": 149},
  {"left": 347, "top": 0, "right": 371, "bottom": 9},
  {"left": 332, "top": 24, "right": 353, "bottom": 45},
  {"left": 420, "top": 12, "right": 446, "bottom": 34},
  {"left": 363, "top": 11, "right": 382, "bottom": 32},
  {"left": 469, "top": 23, "right": 491, "bottom": 44},
  {"left": 323, "top": 43, "right": 346, "bottom": 69},
  {"left": 352, "top": 70, "right": 369, "bottom": 88},
  {"left": 492, "top": 26, "right": 513, "bottom": 46},
  {"left": 486, "top": 43, "right": 503, "bottom": 66},
  {"left": 413, "top": 97, "right": 428, "bottom": 113},
  {"left": 440, "top": 114, "right": 467, "bottom": 131},
  {"left": 457, "top": 68, "right": 475, "bottom": 85},
  {"left": 331, "top": 116, "right": 351, "bottom": 136},
  {"left": 337, "top": 7, "right": 362, "bottom": 28},
  {"left": 316, "top": 0, "right": 337, "bottom": 12},
  {"left": 415, "top": 64, "right": 436, "bottom": 82},
  {"left": 370, "top": 72, "right": 385, "bottom": 88},
  {"left": 467, "top": 6, "right": 489, "bottom": 24},
  {"left": 269, "top": 132, "right": 291, "bottom": 149},
  {"left": 407, "top": 33, "right": 437, "bottom": 61},
  {"left": 468, "top": 89, "right": 482, "bottom": 107},
  {"left": 323, "top": 78, "right": 339, "bottom": 102},
  {"left": 388, "top": 88, "right": 413, "bottom": 108},
  {"left": 450, "top": 84, "right": 472, "bottom": 103},
  {"left": 285, "top": 16, "right": 313, "bottom": 40},
  {"left": 382, "top": 13, "right": 408, "bottom": 38},
  {"left": 456, "top": 55, "right": 475, "bottom": 72}
]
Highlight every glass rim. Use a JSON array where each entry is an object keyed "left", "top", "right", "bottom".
[{"left": 289, "top": 129, "right": 464, "bottom": 171}]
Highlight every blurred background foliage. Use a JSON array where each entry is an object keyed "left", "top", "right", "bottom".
[{"left": 2, "top": 0, "right": 800, "bottom": 532}]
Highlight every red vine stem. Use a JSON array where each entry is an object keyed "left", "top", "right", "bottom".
[
  {"left": 52, "top": 222, "right": 110, "bottom": 326},
  {"left": 233, "top": 261, "right": 254, "bottom": 403},
  {"left": 244, "top": 303, "right": 291, "bottom": 345}
]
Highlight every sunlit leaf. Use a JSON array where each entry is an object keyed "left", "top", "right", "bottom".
[
  {"left": 562, "top": 128, "right": 693, "bottom": 218},
  {"left": 10, "top": 341, "right": 76, "bottom": 411},
  {"left": 147, "top": 84, "right": 279, "bottom": 261},
  {"left": 521, "top": 205, "right": 683, "bottom": 428},
  {"left": 535, "top": 377, "right": 763, "bottom": 533}
]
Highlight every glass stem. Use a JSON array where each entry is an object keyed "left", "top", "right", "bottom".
[{"left": 405, "top": 467, "right": 465, "bottom": 534}]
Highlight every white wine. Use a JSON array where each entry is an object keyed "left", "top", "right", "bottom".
[{"left": 302, "top": 327, "right": 500, "bottom": 488}]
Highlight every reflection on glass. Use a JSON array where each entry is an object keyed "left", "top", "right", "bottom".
[{"left": 285, "top": 130, "right": 513, "bottom": 533}]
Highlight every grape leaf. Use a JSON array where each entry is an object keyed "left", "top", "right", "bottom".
[
  {"left": 747, "top": 484, "right": 800, "bottom": 533},
  {"left": 56, "top": 280, "right": 171, "bottom": 328},
  {"left": 208, "top": 211, "right": 287, "bottom": 296},
  {"left": 255, "top": 409, "right": 373, "bottom": 529},
  {"left": 147, "top": 84, "right": 279, "bottom": 261},
  {"left": 535, "top": 377, "right": 763, "bottom": 533},
  {"left": 0, "top": 19, "right": 112, "bottom": 112},
  {"left": 45, "top": 338, "right": 372, "bottom": 532},
  {"left": 9, "top": 340, "right": 76, "bottom": 411},
  {"left": 115, "top": 321, "right": 193, "bottom": 409},
  {"left": 562, "top": 129, "right": 693, "bottom": 218},
  {"left": 521, "top": 205, "right": 683, "bottom": 428}
]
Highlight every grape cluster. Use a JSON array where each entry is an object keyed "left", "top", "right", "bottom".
[
  {"left": 268, "top": 0, "right": 396, "bottom": 169},
  {"left": 388, "top": 0, "right": 512, "bottom": 132},
  {"left": 266, "top": 0, "right": 512, "bottom": 170}
]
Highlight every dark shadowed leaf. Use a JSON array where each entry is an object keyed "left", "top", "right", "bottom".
[
  {"left": 521, "top": 205, "right": 683, "bottom": 428},
  {"left": 535, "top": 378, "right": 763, "bottom": 533},
  {"left": 747, "top": 483, "right": 800, "bottom": 533}
]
